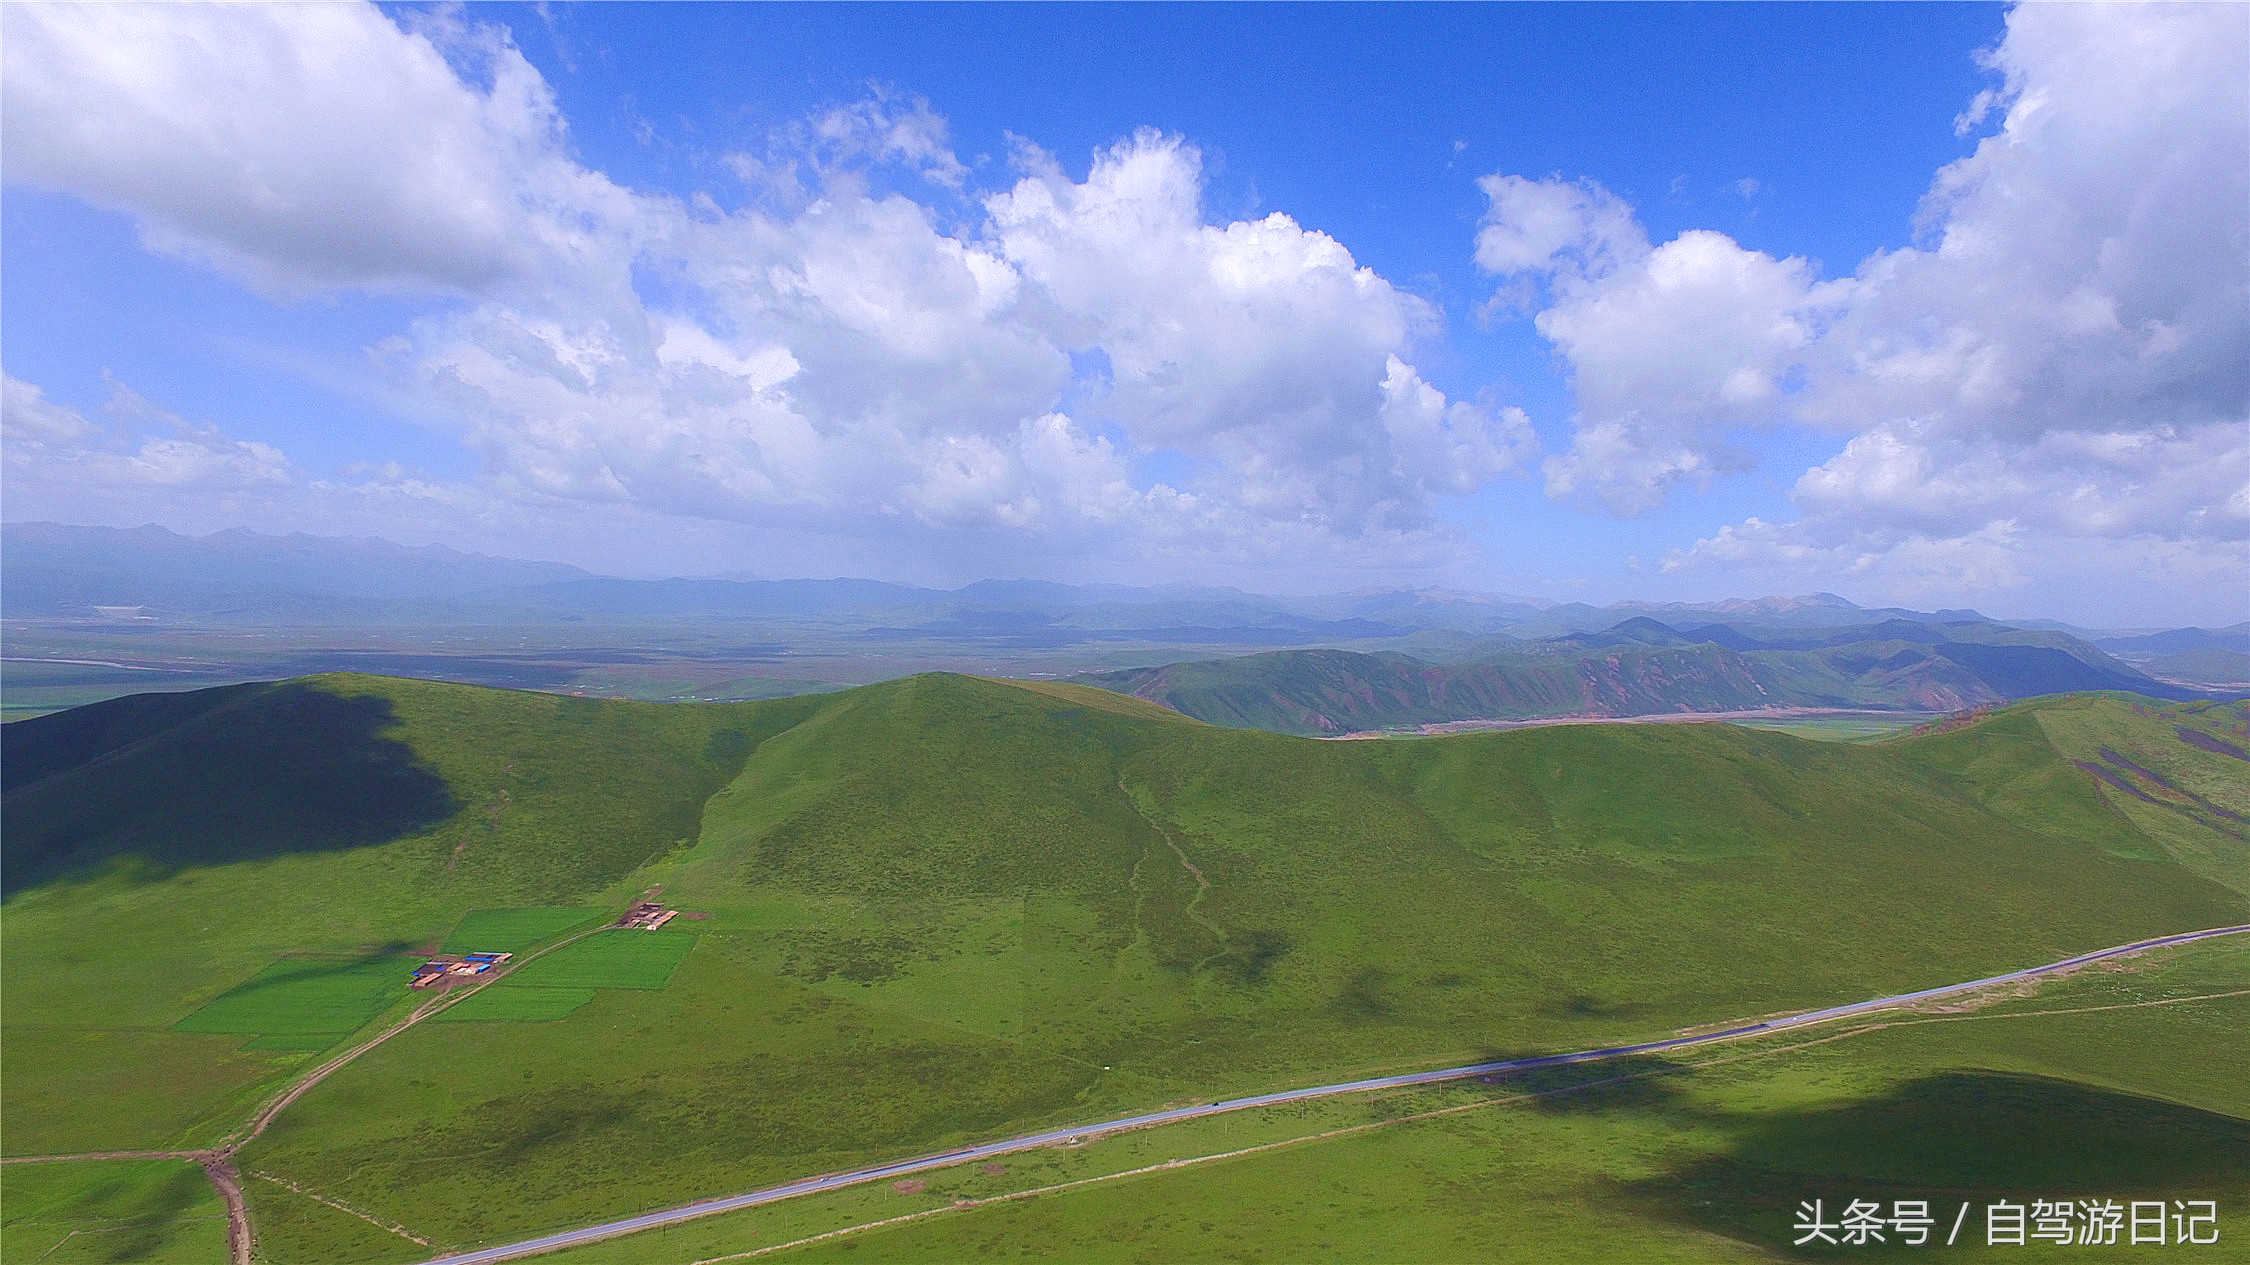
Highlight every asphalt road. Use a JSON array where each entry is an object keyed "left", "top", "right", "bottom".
[{"left": 424, "top": 922, "right": 2250, "bottom": 1264}]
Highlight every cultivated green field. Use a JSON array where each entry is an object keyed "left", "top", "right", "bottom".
[
  {"left": 2, "top": 674, "right": 2243, "bottom": 1262},
  {"left": 434, "top": 927, "right": 699, "bottom": 1022},
  {"left": 503, "top": 926, "right": 698, "bottom": 990},
  {"left": 173, "top": 954, "right": 417, "bottom": 1051},
  {"left": 442, "top": 908, "right": 611, "bottom": 955}
]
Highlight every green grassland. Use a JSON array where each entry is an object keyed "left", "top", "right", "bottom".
[
  {"left": 2014, "top": 696, "right": 2249, "bottom": 894},
  {"left": 1, "top": 674, "right": 813, "bottom": 1152},
  {"left": 2, "top": 674, "right": 2244, "bottom": 1262},
  {"left": 0, "top": 1158, "right": 230, "bottom": 1264},
  {"left": 528, "top": 937, "right": 2250, "bottom": 1264},
  {"left": 235, "top": 1173, "right": 429, "bottom": 1265}
]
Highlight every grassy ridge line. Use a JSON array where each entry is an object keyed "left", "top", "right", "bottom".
[
  {"left": 1894, "top": 694, "right": 2250, "bottom": 896},
  {"left": 0, "top": 673, "right": 826, "bottom": 898}
]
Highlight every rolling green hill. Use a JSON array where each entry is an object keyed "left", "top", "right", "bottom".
[
  {"left": 0, "top": 675, "right": 824, "bottom": 897},
  {"left": 2, "top": 675, "right": 2244, "bottom": 1262}
]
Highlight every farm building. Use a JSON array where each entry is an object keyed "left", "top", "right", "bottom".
[
  {"left": 408, "top": 954, "right": 507, "bottom": 989},
  {"left": 616, "top": 902, "right": 679, "bottom": 930}
]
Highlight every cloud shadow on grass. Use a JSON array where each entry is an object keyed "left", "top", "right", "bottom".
[
  {"left": 1621, "top": 1070, "right": 2250, "bottom": 1257},
  {"left": 1, "top": 681, "right": 459, "bottom": 893},
  {"left": 1460, "top": 1051, "right": 1700, "bottom": 1115}
]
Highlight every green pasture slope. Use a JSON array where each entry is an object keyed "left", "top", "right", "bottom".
[
  {"left": 1, "top": 674, "right": 816, "bottom": 1154},
  {"left": 2, "top": 673, "right": 2245, "bottom": 1263},
  {"left": 528, "top": 935, "right": 2250, "bottom": 1264}
]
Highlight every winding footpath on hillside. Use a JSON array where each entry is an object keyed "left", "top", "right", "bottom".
[
  {"left": 419, "top": 922, "right": 2250, "bottom": 1265},
  {"left": 1120, "top": 778, "right": 1229, "bottom": 964},
  {"left": 0, "top": 925, "right": 611, "bottom": 1265}
]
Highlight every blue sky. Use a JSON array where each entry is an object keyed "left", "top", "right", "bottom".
[{"left": 3, "top": 3, "right": 2243, "bottom": 623}]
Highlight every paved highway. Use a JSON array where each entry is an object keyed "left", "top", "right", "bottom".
[{"left": 424, "top": 922, "right": 2250, "bottom": 1264}]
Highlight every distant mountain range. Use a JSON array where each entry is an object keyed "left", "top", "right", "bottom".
[
  {"left": 6, "top": 523, "right": 2244, "bottom": 722},
  {"left": 1077, "top": 616, "right": 2221, "bottom": 735},
  {"left": 0, "top": 521, "right": 2124, "bottom": 636},
  {"left": 1, "top": 521, "right": 597, "bottom": 614},
  {"left": 2081, "top": 626, "right": 2250, "bottom": 691}
]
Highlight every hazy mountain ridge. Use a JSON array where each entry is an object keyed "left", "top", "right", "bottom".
[
  {"left": 2132, "top": 648, "right": 2250, "bottom": 689},
  {"left": 2090, "top": 625, "right": 2250, "bottom": 656},
  {"left": 0, "top": 522, "right": 2026, "bottom": 640},
  {"left": 2, "top": 521, "right": 597, "bottom": 608},
  {"left": 6, "top": 523, "right": 2232, "bottom": 726},
  {"left": 1079, "top": 619, "right": 2214, "bottom": 735},
  {"left": 2082, "top": 625, "right": 2250, "bottom": 691}
]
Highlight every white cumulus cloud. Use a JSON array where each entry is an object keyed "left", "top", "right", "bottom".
[
  {"left": 5, "top": 375, "right": 295, "bottom": 521},
  {"left": 4, "top": 5, "right": 1530, "bottom": 580},
  {"left": 1481, "top": 1, "right": 2248, "bottom": 605},
  {"left": 0, "top": 4, "right": 645, "bottom": 297}
]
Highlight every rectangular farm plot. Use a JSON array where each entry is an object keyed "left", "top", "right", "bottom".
[
  {"left": 442, "top": 907, "right": 609, "bottom": 955},
  {"left": 510, "top": 928, "right": 697, "bottom": 989},
  {"left": 434, "top": 929, "right": 696, "bottom": 1023},
  {"left": 173, "top": 956, "right": 408, "bottom": 1045}
]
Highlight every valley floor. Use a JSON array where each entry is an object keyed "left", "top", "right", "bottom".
[{"left": 7, "top": 934, "right": 2244, "bottom": 1264}]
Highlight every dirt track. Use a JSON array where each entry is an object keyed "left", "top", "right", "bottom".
[
  {"left": 4, "top": 1147, "right": 251, "bottom": 1265},
  {"left": 1, "top": 924, "right": 607, "bottom": 1261},
  {"left": 201, "top": 1155, "right": 252, "bottom": 1265}
]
